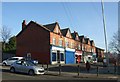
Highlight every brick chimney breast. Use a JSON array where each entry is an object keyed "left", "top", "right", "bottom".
[{"left": 22, "top": 20, "right": 27, "bottom": 29}]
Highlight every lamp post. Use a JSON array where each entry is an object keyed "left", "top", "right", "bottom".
[{"left": 101, "top": 0, "right": 109, "bottom": 72}]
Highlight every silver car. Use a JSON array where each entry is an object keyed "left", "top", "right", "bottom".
[
  {"left": 10, "top": 60, "right": 45, "bottom": 75},
  {"left": 2, "top": 57, "right": 24, "bottom": 66}
]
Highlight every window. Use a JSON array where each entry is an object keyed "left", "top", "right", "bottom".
[
  {"left": 59, "top": 39, "right": 62, "bottom": 46},
  {"left": 8, "top": 58, "right": 19, "bottom": 60},
  {"left": 82, "top": 45, "right": 84, "bottom": 50},
  {"left": 60, "top": 53, "right": 64, "bottom": 61},
  {"left": 78, "top": 44, "right": 81, "bottom": 50},
  {"left": 71, "top": 42, "right": 73, "bottom": 48},
  {"left": 66, "top": 41, "right": 69, "bottom": 48},
  {"left": 76, "top": 35, "right": 79, "bottom": 40},
  {"left": 52, "top": 52, "right": 56, "bottom": 61},
  {"left": 92, "top": 55, "right": 96, "bottom": 61},
  {"left": 16, "top": 61, "right": 22, "bottom": 65},
  {"left": 91, "top": 48, "right": 94, "bottom": 52},
  {"left": 52, "top": 38, "right": 56, "bottom": 45}
]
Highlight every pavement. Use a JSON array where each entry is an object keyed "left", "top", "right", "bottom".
[
  {"left": 39, "top": 63, "right": 120, "bottom": 80},
  {"left": 1, "top": 63, "right": 120, "bottom": 81}
]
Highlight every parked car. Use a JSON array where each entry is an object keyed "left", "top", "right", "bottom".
[
  {"left": 10, "top": 60, "right": 45, "bottom": 75},
  {"left": 2, "top": 57, "right": 24, "bottom": 66},
  {"left": 21, "top": 58, "right": 38, "bottom": 65}
]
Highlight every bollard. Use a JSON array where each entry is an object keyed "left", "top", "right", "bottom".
[
  {"left": 47, "top": 64, "right": 48, "bottom": 72},
  {"left": 42, "top": 64, "right": 44, "bottom": 67},
  {"left": 97, "top": 66, "right": 99, "bottom": 76},
  {"left": 59, "top": 64, "right": 61, "bottom": 76},
  {"left": 78, "top": 64, "right": 80, "bottom": 76},
  {"left": 114, "top": 64, "right": 116, "bottom": 75}
]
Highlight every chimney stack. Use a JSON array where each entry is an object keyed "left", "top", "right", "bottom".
[
  {"left": 74, "top": 31, "right": 77, "bottom": 34},
  {"left": 22, "top": 20, "right": 27, "bottom": 29}
]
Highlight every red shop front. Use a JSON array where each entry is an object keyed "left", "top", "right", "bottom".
[{"left": 75, "top": 51, "right": 82, "bottom": 63}]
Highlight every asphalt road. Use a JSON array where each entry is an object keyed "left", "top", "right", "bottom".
[{"left": 1, "top": 64, "right": 120, "bottom": 81}]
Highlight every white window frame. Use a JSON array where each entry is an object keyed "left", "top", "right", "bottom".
[
  {"left": 52, "top": 38, "right": 56, "bottom": 45},
  {"left": 59, "top": 39, "right": 62, "bottom": 47}
]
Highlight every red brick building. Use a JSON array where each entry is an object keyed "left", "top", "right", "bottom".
[{"left": 16, "top": 20, "right": 104, "bottom": 64}]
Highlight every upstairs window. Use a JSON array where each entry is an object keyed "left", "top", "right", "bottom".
[
  {"left": 82, "top": 45, "right": 84, "bottom": 51},
  {"left": 59, "top": 39, "right": 62, "bottom": 47},
  {"left": 52, "top": 38, "right": 56, "bottom": 45},
  {"left": 66, "top": 41, "right": 69, "bottom": 48},
  {"left": 78, "top": 44, "right": 81, "bottom": 50}
]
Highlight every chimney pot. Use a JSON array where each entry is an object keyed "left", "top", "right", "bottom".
[{"left": 22, "top": 20, "right": 27, "bottom": 29}]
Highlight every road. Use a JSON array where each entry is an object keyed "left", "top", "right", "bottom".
[{"left": 1, "top": 64, "right": 120, "bottom": 81}]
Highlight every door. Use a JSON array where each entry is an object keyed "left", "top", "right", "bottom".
[
  {"left": 57, "top": 50, "right": 60, "bottom": 63},
  {"left": 20, "top": 61, "right": 29, "bottom": 73},
  {"left": 65, "top": 51, "right": 75, "bottom": 64}
]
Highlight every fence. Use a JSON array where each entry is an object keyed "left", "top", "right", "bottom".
[
  {"left": 38, "top": 63, "right": 119, "bottom": 76},
  {"left": 2, "top": 53, "right": 15, "bottom": 61}
]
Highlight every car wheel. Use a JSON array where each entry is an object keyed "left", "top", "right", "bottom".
[
  {"left": 2, "top": 63, "right": 6, "bottom": 66},
  {"left": 28, "top": 70, "right": 35, "bottom": 76},
  {"left": 10, "top": 67, "right": 15, "bottom": 73}
]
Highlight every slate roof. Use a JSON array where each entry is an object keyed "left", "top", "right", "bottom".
[
  {"left": 84, "top": 38, "right": 89, "bottom": 44},
  {"left": 16, "top": 21, "right": 50, "bottom": 37},
  {"left": 71, "top": 33, "right": 76, "bottom": 40},
  {"left": 90, "top": 40, "right": 94, "bottom": 46},
  {"left": 60, "top": 28, "right": 69, "bottom": 37},
  {"left": 79, "top": 35, "right": 84, "bottom": 43},
  {"left": 43, "top": 22, "right": 57, "bottom": 32}
]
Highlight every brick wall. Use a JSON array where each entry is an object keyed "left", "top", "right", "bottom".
[{"left": 16, "top": 22, "right": 50, "bottom": 64}]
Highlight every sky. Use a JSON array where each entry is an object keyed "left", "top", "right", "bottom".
[{"left": 2, "top": 2, "right": 118, "bottom": 50}]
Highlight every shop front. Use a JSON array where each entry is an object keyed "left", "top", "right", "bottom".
[
  {"left": 75, "top": 50, "right": 82, "bottom": 63},
  {"left": 65, "top": 48, "right": 75, "bottom": 64},
  {"left": 50, "top": 46, "right": 65, "bottom": 64},
  {"left": 84, "top": 52, "right": 93, "bottom": 63},
  {"left": 92, "top": 53, "right": 97, "bottom": 63}
]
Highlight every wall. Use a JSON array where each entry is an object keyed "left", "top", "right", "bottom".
[{"left": 16, "top": 22, "right": 50, "bottom": 64}]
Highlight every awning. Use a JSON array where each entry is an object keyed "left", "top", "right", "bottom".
[{"left": 75, "top": 51, "right": 82, "bottom": 55}]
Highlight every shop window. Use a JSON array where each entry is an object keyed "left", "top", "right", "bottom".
[
  {"left": 60, "top": 53, "right": 64, "bottom": 61},
  {"left": 93, "top": 55, "right": 96, "bottom": 61},
  {"left": 52, "top": 52, "right": 56, "bottom": 61}
]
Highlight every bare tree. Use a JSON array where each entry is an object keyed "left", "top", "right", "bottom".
[
  {"left": 109, "top": 31, "right": 120, "bottom": 53},
  {"left": 109, "top": 30, "right": 120, "bottom": 74},
  {"left": 0, "top": 26, "right": 11, "bottom": 50}
]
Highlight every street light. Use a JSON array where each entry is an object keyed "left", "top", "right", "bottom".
[{"left": 101, "top": 0, "right": 109, "bottom": 72}]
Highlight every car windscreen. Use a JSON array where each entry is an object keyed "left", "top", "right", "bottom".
[{"left": 26, "top": 61, "right": 36, "bottom": 66}]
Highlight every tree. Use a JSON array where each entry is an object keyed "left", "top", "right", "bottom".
[
  {"left": 0, "top": 26, "right": 11, "bottom": 50},
  {"left": 109, "top": 31, "right": 120, "bottom": 53},
  {"left": 8, "top": 36, "right": 16, "bottom": 50},
  {"left": 109, "top": 30, "right": 120, "bottom": 75}
]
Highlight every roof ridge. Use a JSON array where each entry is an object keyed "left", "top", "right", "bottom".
[
  {"left": 43, "top": 22, "right": 56, "bottom": 26},
  {"left": 31, "top": 21, "right": 50, "bottom": 31},
  {"left": 60, "top": 28, "right": 69, "bottom": 30}
]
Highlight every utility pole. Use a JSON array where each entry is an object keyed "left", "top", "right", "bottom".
[{"left": 101, "top": 0, "right": 109, "bottom": 71}]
